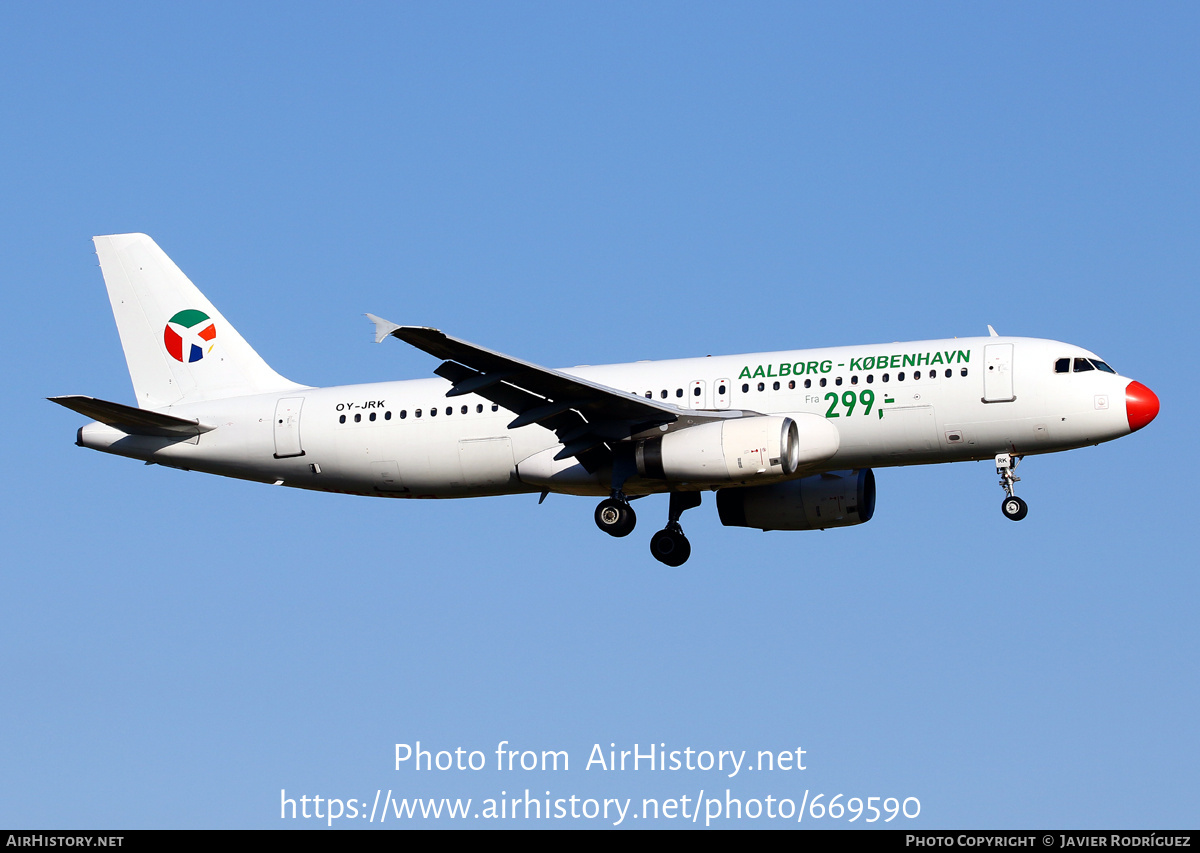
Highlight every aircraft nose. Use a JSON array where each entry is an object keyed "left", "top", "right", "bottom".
[{"left": 1125, "top": 381, "right": 1160, "bottom": 432}]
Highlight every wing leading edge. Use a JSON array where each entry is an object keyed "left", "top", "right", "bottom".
[{"left": 366, "top": 316, "right": 748, "bottom": 471}]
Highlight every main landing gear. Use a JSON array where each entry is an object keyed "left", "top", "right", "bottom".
[
  {"left": 594, "top": 493, "right": 636, "bottom": 537},
  {"left": 650, "top": 492, "right": 701, "bottom": 567},
  {"left": 592, "top": 491, "right": 702, "bottom": 566},
  {"left": 649, "top": 523, "right": 690, "bottom": 567},
  {"left": 996, "top": 453, "right": 1028, "bottom": 521}
]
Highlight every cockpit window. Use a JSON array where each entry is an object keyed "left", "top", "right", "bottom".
[
  {"left": 1055, "top": 358, "right": 1070, "bottom": 374},
  {"left": 1091, "top": 359, "right": 1116, "bottom": 374},
  {"left": 1073, "top": 358, "right": 1094, "bottom": 373}
]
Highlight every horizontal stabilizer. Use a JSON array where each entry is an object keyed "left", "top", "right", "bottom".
[{"left": 48, "top": 396, "right": 216, "bottom": 438}]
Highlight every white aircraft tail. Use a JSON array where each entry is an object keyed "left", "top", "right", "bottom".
[{"left": 93, "top": 233, "right": 305, "bottom": 409}]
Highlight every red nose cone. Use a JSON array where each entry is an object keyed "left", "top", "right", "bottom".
[{"left": 1125, "top": 381, "right": 1160, "bottom": 432}]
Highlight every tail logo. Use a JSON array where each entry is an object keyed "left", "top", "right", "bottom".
[{"left": 164, "top": 310, "right": 217, "bottom": 363}]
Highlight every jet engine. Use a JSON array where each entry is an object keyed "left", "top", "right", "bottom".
[
  {"left": 716, "top": 468, "right": 876, "bottom": 531},
  {"left": 634, "top": 414, "right": 838, "bottom": 485}
]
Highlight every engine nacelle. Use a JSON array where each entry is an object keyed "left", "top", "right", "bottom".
[
  {"left": 716, "top": 468, "right": 876, "bottom": 531},
  {"left": 635, "top": 415, "right": 837, "bottom": 485},
  {"left": 636, "top": 414, "right": 840, "bottom": 485}
]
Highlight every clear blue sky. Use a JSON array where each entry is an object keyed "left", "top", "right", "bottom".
[{"left": 2, "top": 2, "right": 1196, "bottom": 828}]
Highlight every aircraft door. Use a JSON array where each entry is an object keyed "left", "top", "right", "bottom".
[
  {"left": 714, "top": 378, "right": 731, "bottom": 409},
  {"left": 983, "top": 344, "right": 1016, "bottom": 403},
  {"left": 689, "top": 380, "right": 707, "bottom": 409},
  {"left": 273, "top": 397, "right": 306, "bottom": 458}
]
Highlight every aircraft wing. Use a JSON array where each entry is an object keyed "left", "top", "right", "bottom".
[{"left": 367, "top": 316, "right": 744, "bottom": 470}]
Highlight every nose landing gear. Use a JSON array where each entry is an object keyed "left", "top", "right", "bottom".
[{"left": 996, "top": 453, "right": 1028, "bottom": 521}]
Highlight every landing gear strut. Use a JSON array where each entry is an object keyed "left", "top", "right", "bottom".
[
  {"left": 996, "top": 453, "right": 1028, "bottom": 521},
  {"left": 650, "top": 492, "right": 701, "bottom": 566},
  {"left": 595, "top": 493, "right": 636, "bottom": 537}
]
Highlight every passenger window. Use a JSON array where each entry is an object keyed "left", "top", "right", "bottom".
[
  {"left": 850, "top": 375, "right": 858, "bottom": 385},
  {"left": 866, "top": 374, "right": 873, "bottom": 384},
  {"left": 819, "top": 378, "right": 827, "bottom": 387},
  {"left": 960, "top": 368, "right": 968, "bottom": 377},
  {"left": 914, "top": 371, "right": 921, "bottom": 380},
  {"left": 354, "top": 413, "right": 361, "bottom": 422},
  {"left": 661, "top": 390, "right": 668, "bottom": 399},
  {"left": 385, "top": 411, "right": 392, "bottom": 420},
  {"left": 1055, "top": 358, "right": 1071, "bottom": 373},
  {"left": 694, "top": 386, "right": 701, "bottom": 397},
  {"left": 476, "top": 404, "right": 483, "bottom": 413},
  {"left": 1074, "top": 358, "right": 1094, "bottom": 373},
  {"left": 461, "top": 405, "right": 468, "bottom": 414},
  {"left": 898, "top": 372, "right": 905, "bottom": 381},
  {"left": 676, "top": 388, "right": 684, "bottom": 398},
  {"left": 742, "top": 383, "right": 749, "bottom": 393},
  {"left": 369, "top": 411, "right": 377, "bottom": 421},
  {"left": 415, "top": 409, "right": 422, "bottom": 418},
  {"left": 757, "top": 382, "right": 765, "bottom": 392},
  {"left": 718, "top": 384, "right": 727, "bottom": 395},
  {"left": 491, "top": 404, "right": 498, "bottom": 412},
  {"left": 882, "top": 373, "right": 889, "bottom": 382},
  {"left": 945, "top": 369, "right": 951, "bottom": 378},
  {"left": 339, "top": 414, "right": 345, "bottom": 424},
  {"left": 400, "top": 410, "right": 407, "bottom": 419},
  {"left": 772, "top": 381, "right": 780, "bottom": 391},
  {"left": 788, "top": 380, "right": 795, "bottom": 390},
  {"left": 835, "top": 377, "right": 843, "bottom": 386}
]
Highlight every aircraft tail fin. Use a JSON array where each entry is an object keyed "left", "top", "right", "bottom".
[{"left": 93, "top": 233, "right": 305, "bottom": 408}]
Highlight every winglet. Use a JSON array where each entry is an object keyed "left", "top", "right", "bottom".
[
  {"left": 987, "top": 325, "right": 999, "bottom": 337},
  {"left": 365, "top": 313, "right": 402, "bottom": 344}
]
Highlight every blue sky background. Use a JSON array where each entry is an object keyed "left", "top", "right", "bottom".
[{"left": 1, "top": 2, "right": 1196, "bottom": 828}]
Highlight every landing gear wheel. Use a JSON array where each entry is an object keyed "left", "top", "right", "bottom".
[
  {"left": 595, "top": 498, "right": 636, "bottom": 537},
  {"left": 1001, "top": 495, "right": 1028, "bottom": 521},
  {"left": 649, "top": 525, "right": 691, "bottom": 566}
]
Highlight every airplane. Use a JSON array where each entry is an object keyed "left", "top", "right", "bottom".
[{"left": 51, "top": 233, "right": 1160, "bottom": 566}]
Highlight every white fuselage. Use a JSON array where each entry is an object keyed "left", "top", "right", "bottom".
[{"left": 77, "top": 335, "right": 1138, "bottom": 498}]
